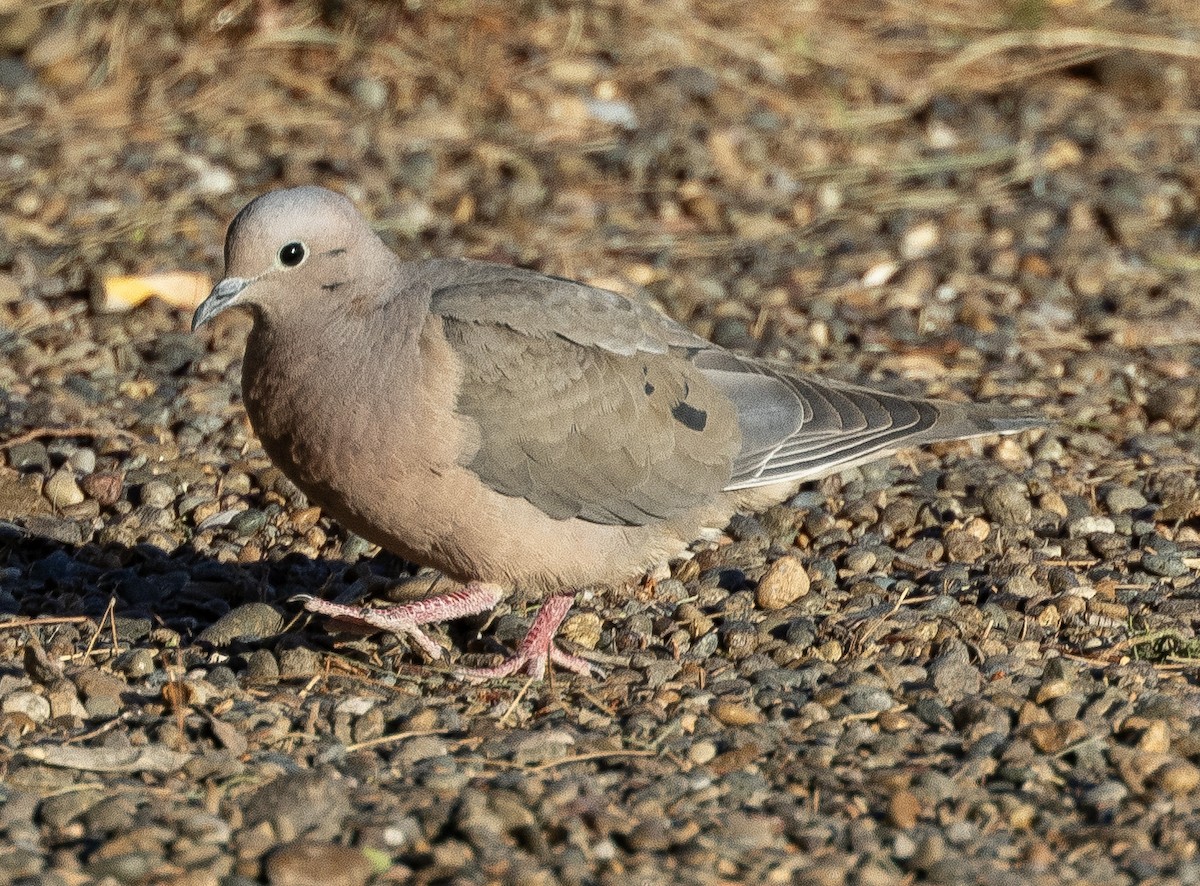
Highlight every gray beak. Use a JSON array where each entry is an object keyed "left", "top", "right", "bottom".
[{"left": 191, "top": 277, "right": 250, "bottom": 331}]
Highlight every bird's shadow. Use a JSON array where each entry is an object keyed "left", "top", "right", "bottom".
[{"left": 0, "top": 519, "right": 474, "bottom": 671}]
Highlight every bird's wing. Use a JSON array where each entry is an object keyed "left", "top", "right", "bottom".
[{"left": 429, "top": 268, "right": 740, "bottom": 526}]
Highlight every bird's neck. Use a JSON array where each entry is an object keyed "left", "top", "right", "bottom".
[{"left": 244, "top": 274, "right": 427, "bottom": 440}]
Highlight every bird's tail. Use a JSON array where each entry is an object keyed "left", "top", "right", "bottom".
[{"left": 912, "top": 400, "right": 1047, "bottom": 446}]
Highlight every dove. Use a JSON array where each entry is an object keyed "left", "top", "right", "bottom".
[{"left": 192, "top": 186, "right": 1041, "bottom": 679}]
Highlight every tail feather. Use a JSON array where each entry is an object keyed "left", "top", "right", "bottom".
[{"left": 911, "top": 401, "right": 1047, "bottom": 446}]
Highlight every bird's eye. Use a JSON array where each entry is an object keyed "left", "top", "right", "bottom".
[{"left": 278, "top": 242, "right": 306, "bottom": 267}]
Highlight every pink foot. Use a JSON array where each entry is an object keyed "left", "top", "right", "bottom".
[
  {"left": 296, "top": 582, "right": 503, "bottom": 660},
  {"left": 456, "top": 593, "right": 596, "bottom": 681}
]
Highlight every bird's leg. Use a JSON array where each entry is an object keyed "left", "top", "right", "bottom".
[
  {"left": 456, "top": 593, "right": 595, "bottom": 681},
  {"left": 297, "top": 581, "right": 504, "bottom": 661}
]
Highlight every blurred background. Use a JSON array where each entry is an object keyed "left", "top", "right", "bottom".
[{"left": 3, "top": 1, "right": 1198, "bottom": 377}]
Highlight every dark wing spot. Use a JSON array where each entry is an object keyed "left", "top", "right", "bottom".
[
  {"left": 642, "top": 366, "right": 655, "bottom": 395},
  {"left": 671, "top": 400, "right": 708, "bottom": 432}
]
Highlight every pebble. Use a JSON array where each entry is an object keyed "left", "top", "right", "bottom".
[
  {"left": 279, "top": 646, "right": 321, "bottom": 679},
  {"left": 1141, "top": 553, "right": 1188, "bottom": 578},
  {"left": 1068, "top": 515, "right": 1116, "bottom": 537},
  {"left": 245, "top": 649, "right": 280, "bottom": 684},
  {"left": 711, "top": 698, "right": 764, "bottom": 726},
  {"left": 139, "top": 480, "right": 176, "bottom": 508},
  {"left": 900, "top": 221, "right": 939, "bottom": 260},
  {"left": 1105, "top": 486, "right": 1148, "bottom": 513},
  {"left": 198, "top": 603, "right": 284, "bottom": 645},
  {"left": 981, "top": 480, "right": 1032, "bottom": 526},
  {"left": 67, "top": 447, "right": 97, "bottom": 473},
  {"left": 7, "top": 441, "right": 49, "bottom": 472},
  {"left": 560, "top": 610, "right": 602, "bottom": 648},
  {"left": 688, "top": 739, "right": 718, "bottom": 765},
  {"left": 755, "top": 556, "right": 810, "bottom": 610},
  {"left": 846, "top": 687, "right": 895, "bottom": 714},
  {"left": 2, "top": 689, "right": 51, "bottom": 723},
  {"left": 1153, "top": 760, "right": 1200, "bottom": 796},
  {"left": 44, "top": 468, "right": 84, "bottom": 508},
  {"left": 231, "top": 508, "right": 268, "bottom": 536},
  {"left": 81, "top": 470, "right": 124, "bottom": 506},
  {"left": 265, "top": 841, "right": 375, "bottom": 886}
]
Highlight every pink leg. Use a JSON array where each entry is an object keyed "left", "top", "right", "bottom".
[
  {"left": 456, "top": 593, "right": 595, "bottom": 681},
  {"left": 297, "top": 582, "right": 503, "bottom": 661}
]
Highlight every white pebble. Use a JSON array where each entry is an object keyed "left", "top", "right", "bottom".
[
  {"left": 900, "top": 221, "right": 939, "bottom": 260},
  {"left": 862, "top": 261, "right": 898, "bottom": 288}
]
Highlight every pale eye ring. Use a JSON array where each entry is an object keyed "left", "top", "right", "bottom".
[{"left": 278, "top": 241, "right": 306, "bottom": 267}]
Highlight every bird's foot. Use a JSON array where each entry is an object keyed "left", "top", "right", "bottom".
[
  {"left": 456, "top": 593, "right": 596, "bottom": 681},
  {"left": 297, "top": 581, "right": 504, "bottom": 660}
]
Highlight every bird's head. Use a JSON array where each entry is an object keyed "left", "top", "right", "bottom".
[{"left": 192, "top": 186, "right": 392, "bottom": 331}]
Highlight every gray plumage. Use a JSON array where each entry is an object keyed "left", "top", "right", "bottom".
[{"left": 193, "top": 186, "right": 1042, "bottom": 595}]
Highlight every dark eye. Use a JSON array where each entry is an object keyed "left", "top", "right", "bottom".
[{"left": 278, "top": 242, "right": 306, "bottom": 267}]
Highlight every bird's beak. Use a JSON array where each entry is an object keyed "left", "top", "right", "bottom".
[{"left": 192, "top": 277, "right": 250, "bottom": 331}]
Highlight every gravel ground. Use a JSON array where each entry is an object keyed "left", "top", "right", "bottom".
[{"left": 3, "top": 2, "right": 1200, "bottom": 885}]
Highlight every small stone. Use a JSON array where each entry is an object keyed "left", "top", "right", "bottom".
[
  {"left": 560, "top": 611, "right": 601, "bottom": 649},
  {"left": 198, "top": 603, "right": 284, "bottom": 645},
  {"left": 279, "top": 646, "right": 321, "bottom": 679},
  {"left": 1068, "top": 516, "right": 1116, "bottom": 537},
  {"left": 350, "top": 77, "right": 389, "bottom": 110},
  {"left": 943, "top": 528, "right": 985, "bottom": 563},
  {"left": 1141, "top": 553, "right": 1188, "bottom": 578},
  {"left": 139, "top": 480, "right": 176, "bottom": 509},
  {"left": 7, "top": 441, "right": 49, "bottom": 472},
  {"left": 928, "top": 651, "right": 981, "bottom": 700},
  {"left": 1105, "top": 487, "right": 1148, "bottom": 513},
  {"left": 846, "top": 688, "right": 895, "bottom": 714},
  {"left": 2, "top": 689, "right": 50, "bottom": 723},
  {"left": 1082, "top": 780, "right": 1129, "bottom": 812},
  {"left": 266, "top": 841, "right": 375, "bottom": 886},
  {"left": 1153, "top": 760, "right": 1200, "bottom": 796},
  {"left": 719, "top": 620, "right": 758, "bottom": 658},
  {"left": 900, "top": 221, "right": 939, "bottom": 260},
  {"left": 291, "top": 506, "right": 322, "bottom": 532},
  {"left": 231, "top": 508, "right": 268, "bottom": 535},
  {"left": 1133, "top": 719, "right": 1171, "bottom": 754},
  {"left": 44, "top": 468, "right": 84, "bottom": 508},
  {"left": 1005, "top": 575, "right": 1042, "bottom": 598},
  {"left": 1027, "top": 720, "right": 1089, "bottom": 753},
  {"left": 755, "top": 556, "right": 810, "bottom": 610},
  {"left": 981, "top": 481, "right": 1032, "bottom": 526},
  {"left": 245, "top": 649, "right": 280, "bottom": 684},
  {"left": 81, "top": 470, "right": 125, "bottom": 506},
  {"left": 67, "top": 448, "right": 97, "bottom": 473},
  {"left": 888, "top": 789, "right": 921, "bottom": 828},
  {"left": 688, "top": 739, "right": 718, "bottom": 765},
  {"left": 843, "top": 547, "right": 877, "bottom": 574},
  {"left": 711, "top": 698, "right": 764, "bottom": 726}
]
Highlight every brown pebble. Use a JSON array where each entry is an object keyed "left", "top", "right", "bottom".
[
  {"left": 560, "top": 611, "right": 602, "bottom": 649},
  {"left": 755, "top": 556, "right": 810, "bottom": 610},
  {"left": 1028, "top": 720, "right": 1089, "bottom": 753},
  {"left": 711, "top": 698, "right": 764, "bottom": 726},
  {"left": 887, "top": 789, "right": 921, "bottom": 829},
  {"left": 708, "top": 742, "right": 762, "bottom": 775},
  {"left": 291, "top": 505, "right": 322, "bottom": 532},
  {"left": 1154, "top": 760, "right": 1200, "bottom": 796},
  {"left": 1134, "top": 720, "right": 1171, "bottom": 754},
  {"left": 265, "top": 841, "right": 375, "bottom": 886},
  {"left": 81, "top": 470, "right": 125, "bottom": 507}
]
